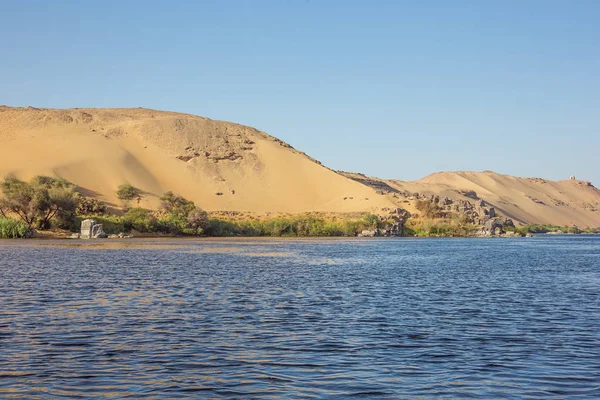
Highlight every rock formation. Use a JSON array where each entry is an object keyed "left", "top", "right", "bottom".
[{"left": 80, "top": 219, "right": 107, "bottom": 239}]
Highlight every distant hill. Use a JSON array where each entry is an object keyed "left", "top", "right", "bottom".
[
  {"left": 1, "top": 106, "right": 599, "bottom": 227},
  {"left": 340, "top": 171, "right": 600, "bottom": 227}
]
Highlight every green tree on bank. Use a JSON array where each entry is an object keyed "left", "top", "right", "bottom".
[
  {"left": 0, "top": 176, "right": 79, "bottom": 229},
  {"left": 159, "top": 191, "right": 209, "bottom": 235}
]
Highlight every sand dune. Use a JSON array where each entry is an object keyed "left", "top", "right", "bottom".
[
  {"left": 1, "top": 106, "right": 599, "bottom": 227},
  {"left": 0, "top": 106, "right": 393, "bottom": 213},
  {"left": 339, "top": 170, "right": 600, "bottom": 227},
  {"left": 376, "top": 172, "right": 599, "bottom": 227}
]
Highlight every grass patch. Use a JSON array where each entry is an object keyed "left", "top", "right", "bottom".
[
  {"left": 404, "top": 217, "right": 476, "bottom": 237},
  {"left": 0, "top": 217, "right": 31, "bottom": 238}
]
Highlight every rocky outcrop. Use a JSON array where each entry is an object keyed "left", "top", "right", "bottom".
[
  {"left": 474, "top": 217, "right": 519, "bottom": 237},
  {"left": 416, "top": 195, "right": 498, "bottom": 225}
]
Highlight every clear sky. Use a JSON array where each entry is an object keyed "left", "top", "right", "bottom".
[{"left": 1, "top": 0, "right": 598, "bottom": 183}]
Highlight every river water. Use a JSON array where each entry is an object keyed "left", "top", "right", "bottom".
[{"left": 1, "top": 236, "right": 599, "bottom": 398}]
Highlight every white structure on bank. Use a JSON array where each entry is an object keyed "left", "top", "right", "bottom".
[{"left": 80, "top": 219, "right": 106, "bottom": 239}]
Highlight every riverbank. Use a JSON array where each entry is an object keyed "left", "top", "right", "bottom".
[{"left": 3, "top": 210, "right": 599, "bottom": 240}]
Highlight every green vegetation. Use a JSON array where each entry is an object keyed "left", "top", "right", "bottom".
[
  {"left": 159, "top": 192, "right": 209, "bottom": 235},
  {"left": 73, "top": 193, "right": 211, "bottom": 235},
  {"left": 0, "top": 217, "right": 31, "bottom": 238},
  {"left": 0, "top": 176, "right": 79, "bottom": 230},
  {"left": 76, "top": 196, "right": 106, "bottom": 215},
  {"left": 204, "top": 213, "right": 382, "bottom": 237},
  {"left": 404, "top": 216, "right": 475, "bottom": 237},
  {"left": 518, "top": 224, "right": 600, "bottom": 234},
  {"left": 116, "top": 183, "right": 142, "bottom": 208},
  {"left": 116, "top": 183, "right": 140, "bottom": 201},
  {"left": 123, "top": 208, "right": 160, "bottom": 233},
  {"left": 74, "top": 211, "right": 382, "bottom": 237},
  {"left": 3, "top": 174, "right": 597, "bottom": 239}
]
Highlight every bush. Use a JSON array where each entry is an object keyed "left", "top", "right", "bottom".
[
  {"left": 205, "top": 219, "right": 239, "bottom": 236},
  {"left": 158, "top": 192, "right": 209, "bottom": 235},
  {"left": 362, "top": 213, "right": 380, "bottom": 230},
  {"left": 519, "top": 224, "right": 583, "bottom": 234},
  {"left": 123, "top": 208, "right": 159, "bottom": 233},
  {"left": 202, "top": 213, "right": 375, "bottom": 237},
  {"left": 404, "top": 217, "right": 476, "bottom": 237},
  {"left": 0, "top": 217, "right": 31, "bottom": 238},
  {"left": 342, "top": 219, "right": 361, "bottom": 236},
  {"left": 76, "top": 196, "right": 106, "bottom": 215},
  {"left": 116, "top": 184, "right": 141, "bottom": 202}
]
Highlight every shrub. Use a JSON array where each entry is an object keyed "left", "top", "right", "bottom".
[
  {"left": 158, "top": 192, "right": 209, "bottom": 235},
  {"left": 342, "top": 219, "right": 361, "bottom": 236},
  {"left": 116, "top": 184, "right": 141, "bottom": 202},
  {"left": 76, "top": 196, "right": 106, "bottom": 215},
  {"left": 404, "top": 217, "right": 476, "bottom": 237},
  {"left": 0, "top": 217, "right": 31, "bottom": 238},
  {"left": 203, "top": 214, "right": 370, "bottom": 237},
  {"left": 362, "top": 213, "right": 380, "bottom": 230},
  {"left": 123, "top": 208, "right": 159, "bottom": 233},
  {"left": 263, "top": 217, "right": 296, "bottom": 236},
  {"left": 205, "top": 219, "right": 239, "bottom": 236},
  {"left": 236, "top": 219, "right": 265, "bottom": 236},
  {"left": 519, "top": 224, "right": 583, "bottom": 234}
]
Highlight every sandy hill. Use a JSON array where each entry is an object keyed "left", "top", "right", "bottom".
[
  {"left": 0, "top": 106, "right": 394, "bottom": 213},
  {"left": 340, "top": 171, "right": 600, "bottom": 227},
  {"left": 1, "top": 106, "right": 599, "bottom": 227}
]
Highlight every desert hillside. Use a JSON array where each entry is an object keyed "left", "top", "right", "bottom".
[
  {"left": 0, "top": 106, "right": 394, "bottom": 213},
  {"left": 414, "top": 171, "right": 600, "bottom": 227},
  {"left": 1, "top": 106, "right": 599, "bottom": 227},
  {"left": 340, "top": 171, "right": 600, "bottom": 227}
]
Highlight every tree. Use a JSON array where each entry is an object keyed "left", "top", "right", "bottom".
[
  {"left": 0, "top": 176, "right": 79, "bottom": 229},
  {"left": 159, "top": 191, "right": 209, "bottom": 235},
  {"left": 159, "top": 191, "right": 195, "bottom": 213},
  {"left": 0, "top": 177, "right": 38, "bottom": 226},
  {"left": 116, "top": 184, "right": 141, "bottom": 204}
]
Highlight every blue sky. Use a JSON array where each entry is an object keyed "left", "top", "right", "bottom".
[{"left": 1, "top": 0, "right": 598, "bottom": 183}]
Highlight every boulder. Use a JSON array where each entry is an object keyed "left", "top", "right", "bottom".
[
  {"left": 475, "top": 217, "right": 505, "bottom": 237},
  {"left": 358, "top": 230, "right": 378, "bottom": 237},
  {"left": 440, "top": 197, "right": 452, "bottom": 206}
]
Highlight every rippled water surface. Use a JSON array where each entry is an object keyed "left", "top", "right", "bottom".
[{"left": 1, "top": 236, "right": 599, "bottom": 398}]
